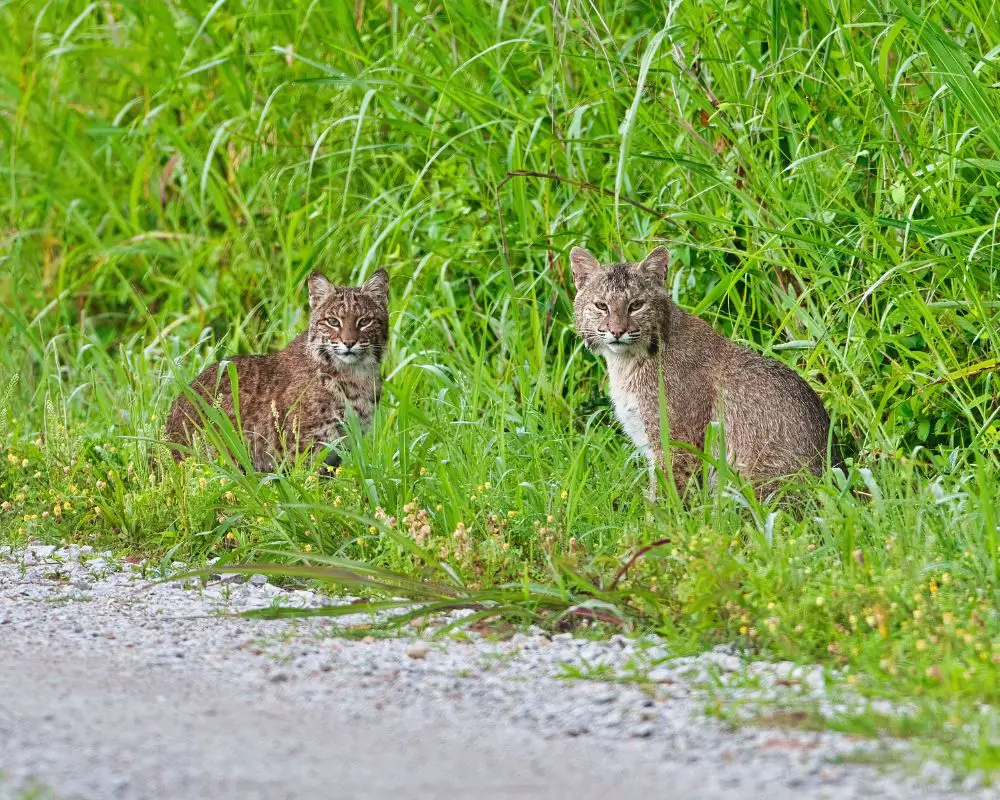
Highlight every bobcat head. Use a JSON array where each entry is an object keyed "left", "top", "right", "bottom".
[
  {"left": 307, "top": 269, "right": 389, "bottom": 368},
  {"left": 570, "top": 246, "right": 670, "bottom": 358}
]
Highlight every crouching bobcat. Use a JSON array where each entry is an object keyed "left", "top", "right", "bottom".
[{"left": 165, "top": 269, "right": 389, "bottom": 472}]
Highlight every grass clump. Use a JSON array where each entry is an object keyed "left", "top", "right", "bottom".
[{"left": 1, "top": 0, "right": 998, "bottom": 773}]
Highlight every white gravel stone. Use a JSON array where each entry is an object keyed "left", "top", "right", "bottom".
[
  {"left": 703, "top": 651, "right": 742, "bottom": 673},
  {"left": 407, "top": 642, "right": 430, "bottom": 659}
]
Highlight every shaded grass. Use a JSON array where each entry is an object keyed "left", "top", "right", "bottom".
[{"left": 1, "top": 0, "right": 999, "bottom": 774}]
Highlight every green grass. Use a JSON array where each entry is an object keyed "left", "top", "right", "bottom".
[{"left": 1, "top": 0, "right": 998, "bottom": 774}]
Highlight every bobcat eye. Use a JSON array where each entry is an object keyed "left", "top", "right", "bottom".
[
  {"left": 594, "top": 301, "right": 609, "bottom": 312},
  {"left": 324, "top": 317, "right": 341, "bottom": 329},
  {"left": 628, "top": 301, "right": 645, "bottom": 313},
  {"left": 357, "top": 317, "right": 372, "bottom": 329}
]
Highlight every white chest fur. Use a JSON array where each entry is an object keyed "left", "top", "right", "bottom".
[{"left": 606, "top": 356, "right": 651, "bottom": 459}]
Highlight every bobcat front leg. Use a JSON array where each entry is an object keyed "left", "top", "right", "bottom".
[
  {"left": 669, "top": 449, "right": 699, "bottom": 500},
  {"left": 648, "top": 445, "right": 697, "bottom": 503},
  {"left": 645, "top": 444, "right": 689, "bottom": 503},
  {"left": 288, "top": 433, "right": 337, "bottom": 473},
  {"left": 646, "top": 454, "right": 659, "bottom": 503},
  {"left": 290, "top": 419, "right": 347, "bottom": 476}
]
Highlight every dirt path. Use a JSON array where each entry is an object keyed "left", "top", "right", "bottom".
[
  {"left": 0, "top": 649, "right": 699, "bottom": 800},
  {"left": 0, "top": 545, "right": 985, "bottom": 800}
]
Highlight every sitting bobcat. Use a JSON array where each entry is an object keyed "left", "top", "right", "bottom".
[
  {"left": 165, "top": 269, "right": 389, "bottom": 471},
  {"left": 570, "top": 245, "right": 831, "bottom": 497}
]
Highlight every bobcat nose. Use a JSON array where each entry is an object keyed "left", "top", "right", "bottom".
[
  {"left": 342, "top": 338, "right": 358, "bottom": 349},
  {"left": 608, "top": 328, "right": 627, "bottom": 340}
]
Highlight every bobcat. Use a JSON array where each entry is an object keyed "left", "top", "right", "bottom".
[
  {"left": 165, "top": 269, "right": 389, "bottom": 472},
  {"left": 570, "top": 245, "right": 832, "bottom": 498}
]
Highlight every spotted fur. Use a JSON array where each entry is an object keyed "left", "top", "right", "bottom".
[
  {"left": 165, "top": 269, "right": 389, "bottom": 471},
  {"left": 571, "top": 246, "right": 832, "bottom": 498}
]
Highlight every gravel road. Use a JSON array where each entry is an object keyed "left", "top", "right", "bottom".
[{"left": 0, "top": 544, "right": 992, "bottom": 800}]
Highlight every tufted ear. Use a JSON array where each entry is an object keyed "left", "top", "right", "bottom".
[
  {"left": 637, "top": 246, "right": 669, "bottom": 284},
  {"left": 308, "top": 271, "right": 333, "bottom": 309},
  {"left": 361, "top": 268, "right": 389, "bottom": 302},
  {"left": 569, "top": 247, "right": 601, "bottom": 290}
]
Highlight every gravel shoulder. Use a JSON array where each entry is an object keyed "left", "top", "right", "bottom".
[{"left": 0, "top": 545, "right": 991, "bottom": 800}]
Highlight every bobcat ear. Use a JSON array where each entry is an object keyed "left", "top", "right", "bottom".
[
  {"left": 569, "top": 247, "right": 600, "bottom": 289},
  {"left": 361, "top": 268, "right": 389, "bottom": 302},
  {"left": 308, "top": 271, "right": 333, "bottom": 309},
  {"left": 638, "top": 246, "right": 669, "bottom": 284}
]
